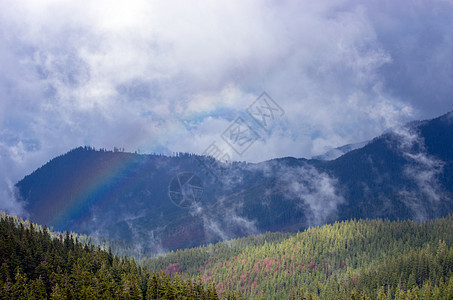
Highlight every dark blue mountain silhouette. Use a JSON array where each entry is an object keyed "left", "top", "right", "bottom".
[{"left": 16, "top": 112, "right": 453, "bottom": 254}]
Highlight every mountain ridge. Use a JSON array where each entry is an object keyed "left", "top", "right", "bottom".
[{"left": 16, "top": 111, "right": 453, "bottom": 254}]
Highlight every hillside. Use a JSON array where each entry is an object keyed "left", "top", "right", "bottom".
[
  {"left": 0, "top": 211, "right": 223, "bottom": 299},
  {"left": 143, "top": 217, "right": 453, "bottom": 299},
  {"left": 2, "top": 211, "right": 453, "bottom": 299},
  {"left": 16, "top": 112, "right": 453, "bottom": 254}
]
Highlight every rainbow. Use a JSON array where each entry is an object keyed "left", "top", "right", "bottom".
[
  {"left": 31, "top": 105, "right": 232, "bottom": 229},
  {"left": 42, "top": 150, "right": 141, "bottom": 229}
]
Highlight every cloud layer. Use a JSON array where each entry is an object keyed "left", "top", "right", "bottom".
[{"left": 1, "top": 0, "right": 453, "bottom": 213}]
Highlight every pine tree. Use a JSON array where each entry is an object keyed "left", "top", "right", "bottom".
[
  {"left": 12, "top": 269, "right": 29, "bottom": 299},
  {"left": 50, "top": 283, "right": 65, "bottom": 300},
  {"left": 30, "top": 276, "right": 47, "bottom": 299}
]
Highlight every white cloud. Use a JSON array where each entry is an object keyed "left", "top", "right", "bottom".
[
  {"left": 393, "top": 125, "right": 446, "bottom": 220},
  {"left": 277, "top": 164, "right": 345, "bottom": 226},
  {"left": 1, "top": 0, "right": 453, "bottom": 214},
  {"left": 190, "top": 199, "right": 258, "bottom": 242}
]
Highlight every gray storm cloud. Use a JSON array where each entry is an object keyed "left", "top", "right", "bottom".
[{"left": 1, "top": 0, "right": 453, "bottom": 214}]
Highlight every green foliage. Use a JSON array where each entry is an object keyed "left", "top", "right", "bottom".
[
  {"left": 144, "top": 216, "right": 453, "bottom": 299},
  {"left": 3, "top": 210, "right": 453, "bottom": 299},
  {"left": 0, "top": 212, "right": 219, "bottom": 299}
]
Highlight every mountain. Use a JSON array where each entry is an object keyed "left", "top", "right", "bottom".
[
  {"left": 0, "top": 211, "right": 222, "bottom": 299},
  {"left": 4, "top": 211, "right": 453, "bottom": 299},
  {"left": 143, "top": 216, "right": 453, "bottom": 299},
  {"left": 16, "top": 112, "right": 453, "bottom": 254},
  {"left": 312, "top": 140, "right": 369, "bottom": 160}
]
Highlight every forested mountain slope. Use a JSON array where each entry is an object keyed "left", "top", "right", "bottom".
[
  {"left": 143, "top": 217, "right": 453, "bottom": 299},
  {"left": 2, "top": 211, "right": 453, "bottom": 299},
  {"left": 0, "top": 212, "right": 223, "bottom": 299}
]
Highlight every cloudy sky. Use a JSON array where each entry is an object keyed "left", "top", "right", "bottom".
[{"left": 1, "top": 0, "right": 453, "bottom": 214}]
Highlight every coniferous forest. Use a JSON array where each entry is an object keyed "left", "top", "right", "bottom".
[
  {"left": 2, "top": 211, "right": 453, "bottom": 299},
  {"left": 143, "top": 217, "right": 453, "bottom": 299},
  {"left": 3, "top": 0, "right": 453, "bottom": 298},
  {"left": 0, "top": 212, "right": 224, "bottom": 299}
]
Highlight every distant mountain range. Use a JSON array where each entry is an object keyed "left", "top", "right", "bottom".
[{"left": 16, "top": 112, "right": 453, "bottom": 254}]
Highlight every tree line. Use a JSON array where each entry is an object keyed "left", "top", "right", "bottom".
[
  {"left": 0, "top": 212, "right": 231, "bottom": 299},
  {"left": 143, "top": 217, "right": 453, "bottom": 299}
]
